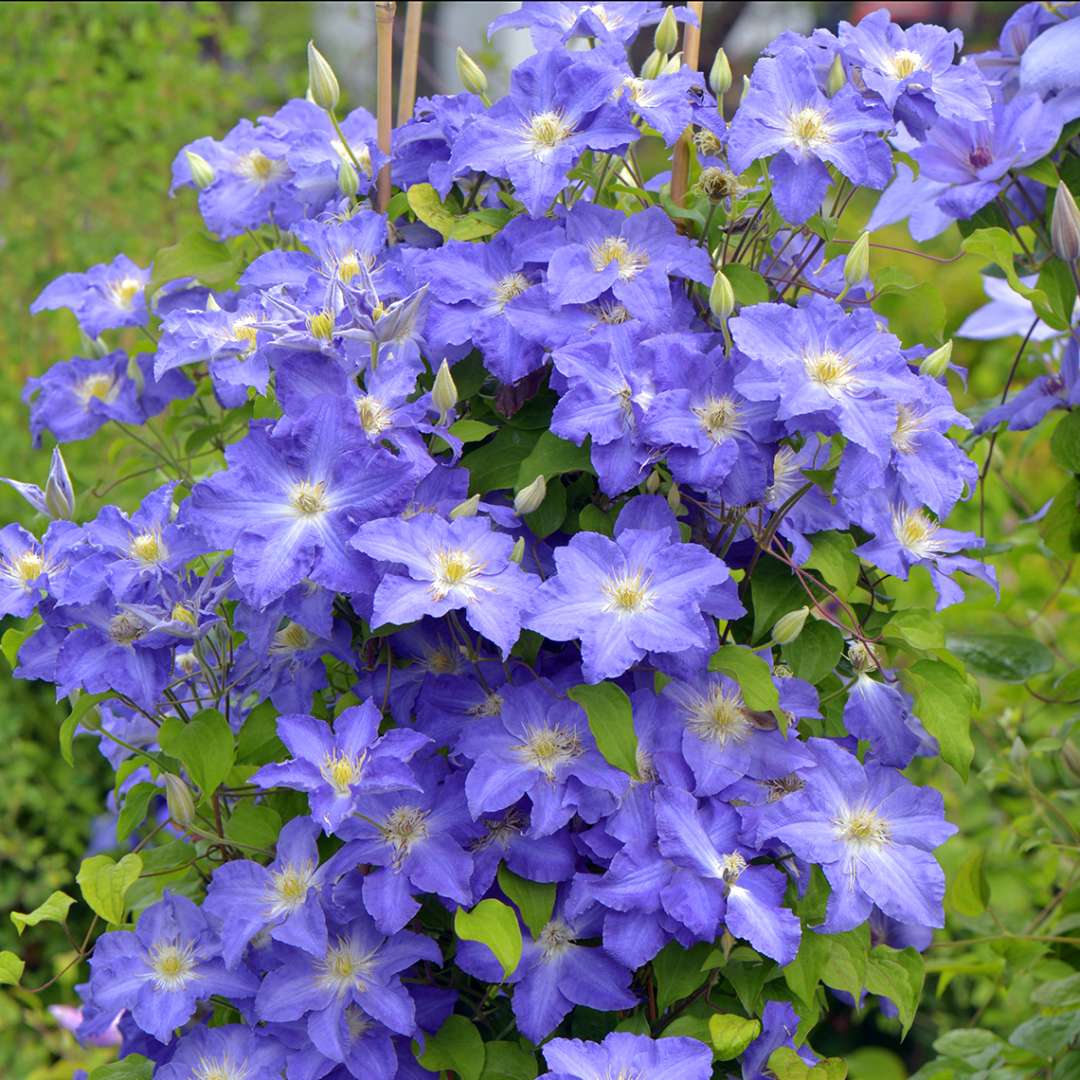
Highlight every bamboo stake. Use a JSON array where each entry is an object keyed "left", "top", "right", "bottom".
[
  {"left": 398, "top": 1, "right": 424, "bottom": 125},
  {"left": 375, "top": 1, "right": 396, "bottom": 212},
  {"left": 669, "top": 0, "right": 704, "bottom": 207}
]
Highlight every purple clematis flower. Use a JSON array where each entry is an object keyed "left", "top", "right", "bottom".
[
  {"left": 86, "top": 892, "right": 258, "bottom": 1044},
  {"left": 156, "top": 1024, "right": 288, "bottom": 1080},
  {"left": 741, "top": 1001, "right": 819, "bottom": 1080},
  {"left": 449, "top": 48, "right": 637, "bottom": 217},
  {"left": 30, "top": 254, "right": 150, "bottom": 339},
  {"left": 352, "top": 513, "right": 539, "bottom": 658},
  {"left": 975, "top": 339, "right": 1080, "bottom": 433},
  {"left": 757, "top": 737, "right": 957, "bottom": 931},
  {"left": 727, "top": 47, "right": 893, "bottom": 224},
  {"left": 489, "top": 1, "right": 678, "bottom": 50},
  {"left": 525, "top": 522, "right": 732, "bottom": 682},
  {"left": 541, "top": 1031, "right": 713, "bottom": 1080},
  {"left": 654, "top": 786, "right": 802, "bottom": 963},
  {"left": 251, "top": 698, "right": 430, "bottom": 833},
  {"left": 184, "top": 400, "right": 415, "bottom": 609}
]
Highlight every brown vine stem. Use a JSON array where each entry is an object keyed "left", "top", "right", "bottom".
[
  {"left": 375, "top": 2, "right": 396, "bottom": 213},
  {"left": 397, "top": 1, "right": 423, "bottom": 125},
  {"left": 669, "top": 0, "right": 704, "bottom": 206}
]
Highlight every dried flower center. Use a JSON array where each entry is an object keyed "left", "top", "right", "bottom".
[
  {"left": 108, "top": 277, "right": 142, "bottom": 309},
  {"left": 109, "top": 611, "right": 147, "bottom": 646},
  {"left": 147, "top": 940, "right": 198, "bottom": 991},
  {"left": 886, "top": 49, "right": 924, "bottom": 79},
  {"left": 237, "top": 150, "right": 284, "bottom": 185},
  {"left": 525, "top": 111, "right": 573, "bottom": 154},
  {"left": 787, "top": 107, "right": 832, "bottom": 149},
  {"left": 493, "top": 272, "right": 530, "bottom": 310},
  {"left": 848, "top": 641, "right": 877, "bottom": 673},
  {"left": 271, "top": 621, "right": 314, "bottom": 653},
  {"left": 764, "top": 773, "right": 805, "bottom": 802},
  {"left": 269, "top": 861, "right": 315, "bottom": 914},
  {"left": 356, "top": 395, "right": 393, "bottom": 435},
  {"left": 698, "top": 166, "right": 738, "bottom": 200},
  {"left": 694, "top": 131, "right": 726, "bottom": 158},
  {"left": 290, "top": 480, "right": 330, "bottom": 517},
  {"left": 591, "top": 301, "right": 633, "bottom": 325},
  {"left": 468, "top": 691, "right": 504, "bottom": 717},
  {"left": 589, "top": 236, "right": 649, "bottom": 280},
  {"left": 836, "top": 807, "right": 890, "bottom": 847},
  {"left": 718, "top": 851, "right": 748, "bottom": 883},
  {"left": 891, "top": 403, "right": 925, "bottom": 454},
  {"left": 472, "top": 808, "right": 526, "bottom": 850},
  {"left": 307, "top": 310, "right": 335, "bottom": 340},
  {"left": 320, "top": 749, "right": 367, "bottom": 794},
  {"left": 517, "top": 724, "right": 583, "bottom": 779},
  {"left": 686, "top": 684, "right": 752, "bottom": 745},
  {"left": 317, "top": 938, "right": 376, "bottom": 994},
  {"left": 695, "top": 395, "right": 743, "bottom": 442},
  {"left": 424, "top": 646, "right": 461, "bottom": 675},
  {"left": 75, "top": 373, "right": 120, "bottom": 408},
  {"left": 601, "top": 569, "right": 655, "bottom": 615},
  {"left": 804, "top": 349, "right": 856, "bottom": 392},
  {"left": 537, "top": 918, "right": 575, "bottom": 959},
  {"left": 129, "top": 531, "right": 164, "bottom": 564},
  {"left": 430, "top": 549, "right": 483, "bottom": 601},
  {"left": 893, "top": 507, "right": 942, "bottom": 558}
]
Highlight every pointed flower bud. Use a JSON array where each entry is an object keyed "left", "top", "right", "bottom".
[
  {"left": 709, "top": 48, "right": 732, "bottom": 98},
  {"left": 844, "top": 232, "right": 870, "bottom": 289},
  {"left": 510, "top": 536, "right": 526, "bottom": 564},
  {"left": 709, "top": 270, "right": 735, "bottom": 320},
  {"left": 44, "top": 448, "right": 74, "bottom": 520},
  {"left": 661, "top": 51, "right": 683, "bottom": 76},
  {"left": 339, "top": 160, "right": 359, "bottom": 198},
  {"left": 307, "top": 41, "right": 340, "bottom": 112},
  {"left": 456, "top": 47, "right": 488, "bottom": 98},
  {"left": 449, "top": 494, "right": 480, "bottom": 520},
  {"left": 826, "top": 53, "right": 846, "bottom": 96},
  {"left": 165, "top": 774, "right": 196, "bottom": 826},
  {"left": 919, "top": 340, "right": 953, "bottom": 379},
  {"left": 641, "top": 48, "right": 664, "bottom": 80},
  {"left": 1051, "top": 183, "right": 1080, "bottom": 263},
  {"left": 432, "top": 359, "right": 458, "bottom": 423},
  {"left": 740, "top": 75, "right": 751, "bottom": 103},
  {"left": 667, "top": 481, "right": 682, "bottom": 513},
  {"left": 514, "top": 474, "right": 547, "bottom": 516},
  {"left": 645, "top": 469, "right": 661, "bottom": 494},
  {"left": 184, "top": 150, "right": 215, "bottom": 190},
  {"left": 654, "top": 6, "right": 679, "bottom": 56},
  {"left": 773, "top": 606, "right": 809, "bottom": 645}
]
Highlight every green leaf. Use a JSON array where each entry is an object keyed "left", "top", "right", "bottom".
[
  {"left": 578, "top": 503, "right": 615, "bottom": 536},
  {"left": 651, "top": 940, "right": 712, "bottom": 1013},
  {"left": 406, "top": 182, "right": 509, "bottom": 242},
  {"left": 1035, "top": 258, "right": 1077, "bottom": 330},
  {"left": 866, "top": 946, "right": 924, "bottom": 1037},
  {"left": 567, "top": 681, "right": 640, "bottom": 778},
  {"left": 497, "top": 866, "right": 555, "bottom": 938},
  {"left": 1, "top": 624, "right": 34, "bottom": 669},
  {"left": 961, "top": 228, "right": 1050, "bottom": 310},
  {"left": 804, "top": 531, "right": 860, "bottom": 598},
  {"left": 450, "top": 418, "right": 498, "bottom": 445},
  {"left": 117, "top": 781, "right": 159, "bottom": 842},
  {"left": 1051, "top": 410, "right": 1080, "bottom": 473},
  {"left": 947, "top": 850, "right": 991, "bottom": 917},
  {"left": 1009, "top": 1012, "right": 1080, "bottom": 1058},
  {"left": 725, "top": 265, "right": 771, "bottom": 306},
  {"left": 709, "top": 645, "right": 782, "bottom": 715},
  {"left": 11, "top": 890, "right": 76, "bottom": 935},
  {"left": 225, "top": 803, "right": 282, "bottom": 851},
  {"left": 77, "top": 853, "right": 143, "bottom": 925},
  {"left": 0, "top": 950, "right": 24, "bottom": 986},
  {"left": 516, "top": 430, "right": 592, "bottom": 488},
  {"left": 1021, "top": 157, "right": 1059, "bottom": 188},
  {"left": 60, "top": 691, "right": 113, "bottom": 766},
  {"left": 1032, "top": 973, "right": 1080, "bottom": 1008},
  {"left": 750, "top": 558, "right": 806, "bottom": 643},
  {"left": 455, "top": 899, "right": 522, "bottom": 980},
  {"left": 1041, "top": 477, "right": 1080, "bottom": 556},
  {"left": 871, "top": 278, "right": 945, "bottom": 346},
  {"left": 524, "top": 476, "right": 567, "bottom": 540},
  {"left": 768, "top": 1047, "right": 848, "bottom": 1079},
  {"left": 462, "top": 425, "right": 542, "bottom": 494},
  {"left": 710, "top": 1013, "right": 762, "bottom": 1059},
  {"left": 148, "top": 232, "right": 237, "bottom": 295},
  {"left": 903, "top": 659, "right": 977, "bottom": 779},
  {"left": 881, "top": 609, "right": 945, "bottom": 653},
  {"left": 782, "top": 620, "right": 844, "bottom": 685},
  {"left": 785, "top": 927, "right": 869, "bottom": 1006},
  {"left": 946, "top": 631, "right": 1053, "bottom": 683},
  {"left": 479, "top": 1040, "right": 538, "bottom": 1080},
  {"left": 88, "top": 1057, "right": 155, "bottom": 1080},
  {"left": 159, "top": 709, "right": 235, "bottom": 795},
  {"left": 416, "top": 1014, "right": 485, "bottom": 1080}
]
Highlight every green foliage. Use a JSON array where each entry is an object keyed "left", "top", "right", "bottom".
[
  {"left": 455, "top": 899, "right": 523, "bottom": 980},
  {"left": 567, "top": 681, "right": 640, "bottom": 778}
]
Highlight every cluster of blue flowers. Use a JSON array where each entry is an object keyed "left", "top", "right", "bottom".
[{"left": 5, "top": 2, "right": 1077, "bottom": 1077}]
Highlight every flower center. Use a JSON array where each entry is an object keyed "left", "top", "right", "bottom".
[
  {"left": 472, "top": 808, "right": 526, "bottom": 850},
  {"left": 109, "top": 612, "right": 146, "bottom": 646},
  {"left": 467, "top": 691, "right": 504, "bottom": 717},
  {"left": 237, "top": 150, "right": 283, "bottom": 185},
  {"left": 525, "top": 111, "right": 573, "bottom": 154},
  {"left": 192, "top": 1057, "right": 248, "bottom": 1080},
  {"left": 968, "top": 146, "right": 993, "bottom": 170},
  {"left": 430, "top": 549, "right": 483, "bottom": 601},
  {"left": 356, "top": 395, "right": 392, "bottom": 435},
  {"left": 382, "top": 805, "right": 430, "bottom": 858},
  {"left": 290, "top": 480, "right": 330, "bottom": 517},
  {"left": 891, "top": 403, "right": 925, "bottom": 454},
  {"left": 170, "top": 602, "right": 197, "bottom": 627},
  {"left": 320, "top": 749, "right": 367, "bottom": 794},
  {"left": 694, "top": 131, "right": 726, "bottom": 158},
  {"left": 804, "top": 349, "right": 856, "bottom": 392},
  {"left": 271, "top": 621, "right": 314, "bottom": 653},
  {"left": 836, "top": 807, "right": 890, "bottom": 847},
  {"left": 591, "top": 301, "right": 633, "bottom": 324},
  {"left": 338, "top": 252, "right": 362, "bottom": 283},
  {"left": 75, "top": 373, "right": 119, "bottom": 407},
  {"left": 317, "top": 938, "right": 376, "bottom": 994},
  {"left": 601, "top": 570, "right": 655, "bottom": 615},
  {"left": 269, "top": 861, "right": 316, "bottom": 914},
  {"left": 129, "top": 531, "right": 164, "bottom": 564},
  {"left": 232, "top": 317, "right": 258, "bottom": 351},
  {"left": 764, "top": 773, "right": 805, "bottom": 801},
  {"left": 537, "top": 919, "right": 575, "bottom": 959},
  {"left": 787, "top": 107, "right": 832, "bottom": 149},
  {"left": 307, "top": 310, "right": 335, "bottom": 340},
  {"left": 718, "top": 851, "right": 748, "bottom": 883},
  {"left": 147, "top": 941, "right": 198, "bottom": 991},
  {"left": 516, "top": 724, "right": 583, "bottom": 780},
  {"left": 425, "top": 646, "right": 461, "bottom": 675},
  {"left": 686, "top": 684, "right": 752, "bottom": 745},
  {"left": 10, "top": 550, "right": 45, "bottom": 583},
  {"left": 493, "top": 272, "right": 530, "bottom": 310},
  {"left": 893, "top": 507, "right": 942, "bottom": 558},
  {"left": 108, "top": 277, "right": 142, "bottom": 309},
  {"left": 588, "top": 236, "right": 649, "bottom": 280},
  {"left": 887, "top": 49, "right": 924, "bottom": 79},
  {"left": 695, "top": 395, "right": 743, "bottom": 443}
]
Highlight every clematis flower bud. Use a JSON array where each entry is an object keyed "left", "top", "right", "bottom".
[
  {"left": 667, "top": 482, "right": 682, "bottom": 513},
  {"left": 514, "top": 474, "right": 547, "bottom": 516},
  {"left": 432, "top": 359, "right": 458, "bottom": 423},
  {"left": 456, "top": 47, "right": 488, "bottom": 98},
  {"left": 1051, "top": 183, "right": 1080, "bottom": 263},
  {"left": 338, "top": 160, "right": 359, "bottom": 198},
  {"left": 709, "top": 270, "right": 735, "bottom": 321},
  {"left": 660, "top": 51, "right": 683, "bottom": 76},
  {"left": 919, "top": 340, "right": 953, "bottom": 379},
  {"left": 844, "top": 232, "right": 870, "bottom": 289},
  {"left": 449, "top": 494, "right": 480, "bottom": 519},
  {"left": 510, "top": 536, "right": 525, "bottom": 564},
  {"left": 307, "top": 41, "right": 340, "bottom": 112},
  {"left": 641, "top": 48, "right": 665, "bottom": 80},
  {"left": 773, "top": 606, "right": 809, "bottom": 645},
  {"left": 827, "top": 53, "right": 846, "bottom": 95},
  {"left": 44, "top": 448, "right": 74, "bottom": 520},
  {"left": 645, "top": 469, "right": 661, "bottom": 494},
  {"left": 709, "top": 48, "right": 732, "bottom": 98},
  {"left": 184, "top": 150, "right": 215, "bottom": 190},
  {"left": 165, "top": 774, "right": 196, "bottom": 826},
  {"left": 654, "top": 7, "right": 679, "bottom": 56}
]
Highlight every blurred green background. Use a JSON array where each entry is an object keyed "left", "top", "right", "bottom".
[{"left": 0, "top": 2, "right": 1076, "bottom": 1077}]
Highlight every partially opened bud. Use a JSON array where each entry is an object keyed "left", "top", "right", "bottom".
[
  {"left": 919, "top": 340, "right": 953, "bottom": 379},
  {"left": 456, "top": 47, "right": 488, "bottom": 98},
  {"left": 660, "top": 51, "right": 683, "bottom": 76},
  {"left": 709, "top": 48, "right": 732, "bottom": 98},
  {"left": 709, "top": 270, "right": 735, "bottom": 320},
  {"left": 1051, "top": 183, "right": 1080, "bottom": 262},
  {"left": 514, "top": 474, "right": 547, "bottom": 516},
  {"left": 826, "top": 53, "right": 846, "bottom": 96},
  {"left": 773, "top": 606, "right": 810, "bottom": 645},
  {"left": 184, "top": 150, "right": 215, "bottom": 190},
  {"left": 449, "top": 494, "right": 479, "bottom": 519},
  {"left": 667, "top": 481, "right": 682, "bottom": 513},
  {"left": 844, "top": 232, "right": 870, "bottom": 288},
  {"left": 432, "top": 359, "right": 458, "bottom": 422},
  {"left": 165, "top": 774, "right": 196, "bottom": 826},
  {"left": 645, "top": 469, "right": 661, "bottom": 494},
  {"left": 740, "top": 74, "right": 751, "bottom": 103},
  {"left": 338, "top": 160, "right": 359, "bottom": 198},
  {"left": 307, "top": 41, "right": 340, "bottom": 112},
  {"left": 79, "top": 331, "right": 110, "bottom": 359},
  {"left": 45, "top": 448, "right": 74, "bottom": 520},
  {"left": 641, "top": 48, "right": 665, "bottom": 80},
  {"left": 510, "top": 536, "right": 525, "bottom": 564},
  {"left": 654, "top": 6, "right": 679, "bottom": 55}
]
